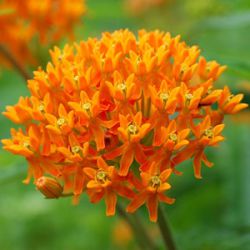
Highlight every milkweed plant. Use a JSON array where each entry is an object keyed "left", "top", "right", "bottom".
[
  {"left": 2, "top": 29, "right": 248, "bottom": 222},
  {"left": 1, "top": 2, "right": 248, "bottom": 247}
]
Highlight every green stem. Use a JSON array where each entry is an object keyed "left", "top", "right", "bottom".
[
  {"left": 146, "top": 97, "right": 151, "bottom": 118},
  {"left": 0, "top": 44, "right": 31, "bottom": 81},
  {"left": 133, "top": 212, "right": 158, "bottom": 250},
  {"left": 117, "top": 203, "right": 158, "bottom": 250},
  {"left": 157, "top": 205, "right": 177, "bottom": 250},
  {"left": 61, "top": 192, "right": 74, "bottom": 197},
  {"left": 141, "top": 91, "right": 145, "bottom": 116},
  {"left": 116, "top": 203, "right": 146, "bottom": 250}
]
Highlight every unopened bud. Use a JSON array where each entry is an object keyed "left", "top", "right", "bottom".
[{"left": 36, "top": 176, "right": 63, "bottom": 199}]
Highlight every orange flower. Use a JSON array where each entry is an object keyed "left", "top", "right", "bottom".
[
  {"left": 218, "top": 86, "right": 248, "bottom": 114},
  {"left": 45, "top": 103, "right": 74, "bottom": 135},
  {"left": 191, "top": 116, "right": 225, "bottom": 178},
  {"left": 141, "top": 120, "right": 190, "bottom": 174},
  {"left": 2, "top": 124, "right": 62, "bottom": 183},
  {"left": 127, "top": 164, "right": 175, "bottom": 222},
  {"left": 103, "top": 72, "right": 141, "bottom": 117},
  {"left": 149, "top": 80, "right": 180, "bottom": 145},
  {"left": 105, "top": 112, "right": 150, "bottom": 176},
  {"left": 172, "top": 116, "right": 225, "bottom": 178},
  {"left": 69, "top": 91, "right": 115, "bottom": 150},
  {"left": 2, "top": 29, "right": 247, "bottom": 221},
  {"left": 3, "top": 97, "right": 32, "bottom": 124},
  {"left": 84, "top": 158, "right": 134, "bottom": 216},
  {"left": 57, "top": 133, "right": 90, "bottom": 163}
]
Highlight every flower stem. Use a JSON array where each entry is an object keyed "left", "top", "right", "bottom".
[
  {"left": 0, "top": 44, "right": 31, "bottom": 81},
  {"left": 117, "top": 204, "right": 145, "bottom": 250},
  {"left": 133, "top": 212, "right": 158, "bottom": 250},
  {"left": 117, "top": 203, "right": 158, "bottom": 250},
  {"left": 157, "top": 205, "right": 177, "bottom": 250}
]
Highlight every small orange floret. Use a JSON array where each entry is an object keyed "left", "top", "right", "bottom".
[
  {"left": 2, "top": 29, "right": 247, "bottom": 221},
  {"left": 84, "top": 157, "right": 134, "bottom": 216},
  {"left": 127, "top": 165, "right": 175, "bottom": 222}
]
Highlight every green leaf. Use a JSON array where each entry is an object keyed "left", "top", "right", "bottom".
[{"left": 200, "top": 11, "right": 250, "bottom": 29}]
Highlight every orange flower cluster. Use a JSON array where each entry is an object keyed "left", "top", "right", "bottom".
[
  {"left": 2, "top": 30, "right": 248, "bottom": 222},
  {"left": 0, "top": 0, "right": 86, "bottom": 64}
]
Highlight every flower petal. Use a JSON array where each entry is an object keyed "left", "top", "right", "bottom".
[
  {"left": 119, "top": 146, "right": 134, "bottom": 176},
  {"left": 158, "top": 183, "right": 171, "bottom": 192},
  {"left": 105, "top": 190, "right": 117, "bottom": 216},
  {"left": 158, "top": 193, "right": 175, "bottom": 204},
  {"left": 160, "top": 169, "right": 172, "bottom": 182},
  {"left": 84, "top": 167, "right": 96, "bottom": 179},
  {"left": 146, "top": 194, "right": 158, "bottom": 222},
  {"left": 126, "top": 191, "right": 147, "bottom": 213},
  {"left": 193, "top": 150, "right": 203, "bottom": 179},
  {"left": 87, "top": 180, "right": 101, "bottom": 189}
]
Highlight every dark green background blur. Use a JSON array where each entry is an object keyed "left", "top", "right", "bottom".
[{"left": 0, "top": 0, "right": 250, "bottom": 249}]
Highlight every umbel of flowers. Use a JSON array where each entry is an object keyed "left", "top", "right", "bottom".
[
  {"left": 2, "top": 30, "right": 247, "bottom": 222},
  {"left": 0, "top": 0, "right": 86, "bottom": 65}
]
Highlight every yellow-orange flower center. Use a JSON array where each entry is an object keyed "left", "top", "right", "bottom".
[
  {"left": 57, "top": 117, "right": 66, "bottom": 127},
  {"left": 204, "top": 128, "right": 213, "bottom": 139},
  {"left": 58, "top": 55, "right": 64, "bottom": 61},
  {"left": 117, "top": 83, "right": 127, "bottom": 91},
  {"left": 160, "top": 92, "right": 169, "bottom": 102},
  {"left": 38, "top": 103, "right": 45, "bottom": 113},
  {"left": 71, "top": 145, "right": 81, "bottom": 154},
  {"left": 23, "top": 141, "right": 30, "bottom": 148},
  {"left": 96, "top": 170, "right": 109, "bottom": 184},
  {"left": 150, "top": 175, "right": 161, "bottom": 189},
  {"left": 128, "top": 124, "right": 138, "bottom": 135},
  {"left": 74, "top": 76, "right": 79, "bottom": 82},
  {"left": 185, "top": 93, "right": 193, "bottom": 101},
  {"left": 227, "top": 94, "right": 234, "bottom": 102},
  {"left": 169, "top": 133, "right": 178, "bottom": 143},
  {"left": 82, "top": 102, "right": 91, "bottom": 111}
]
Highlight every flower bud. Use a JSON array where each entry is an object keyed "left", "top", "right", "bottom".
[{"left": 36, "top": 176, "right": 63, "bottom": 199}]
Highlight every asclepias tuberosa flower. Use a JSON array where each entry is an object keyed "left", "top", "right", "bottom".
[{"left": 2, "top": 29, "right": 248, "bottom": 222}]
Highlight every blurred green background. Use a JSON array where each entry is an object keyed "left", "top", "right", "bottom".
[{"left": 0, "top": 0, "right": 250, "bottom": 249}]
